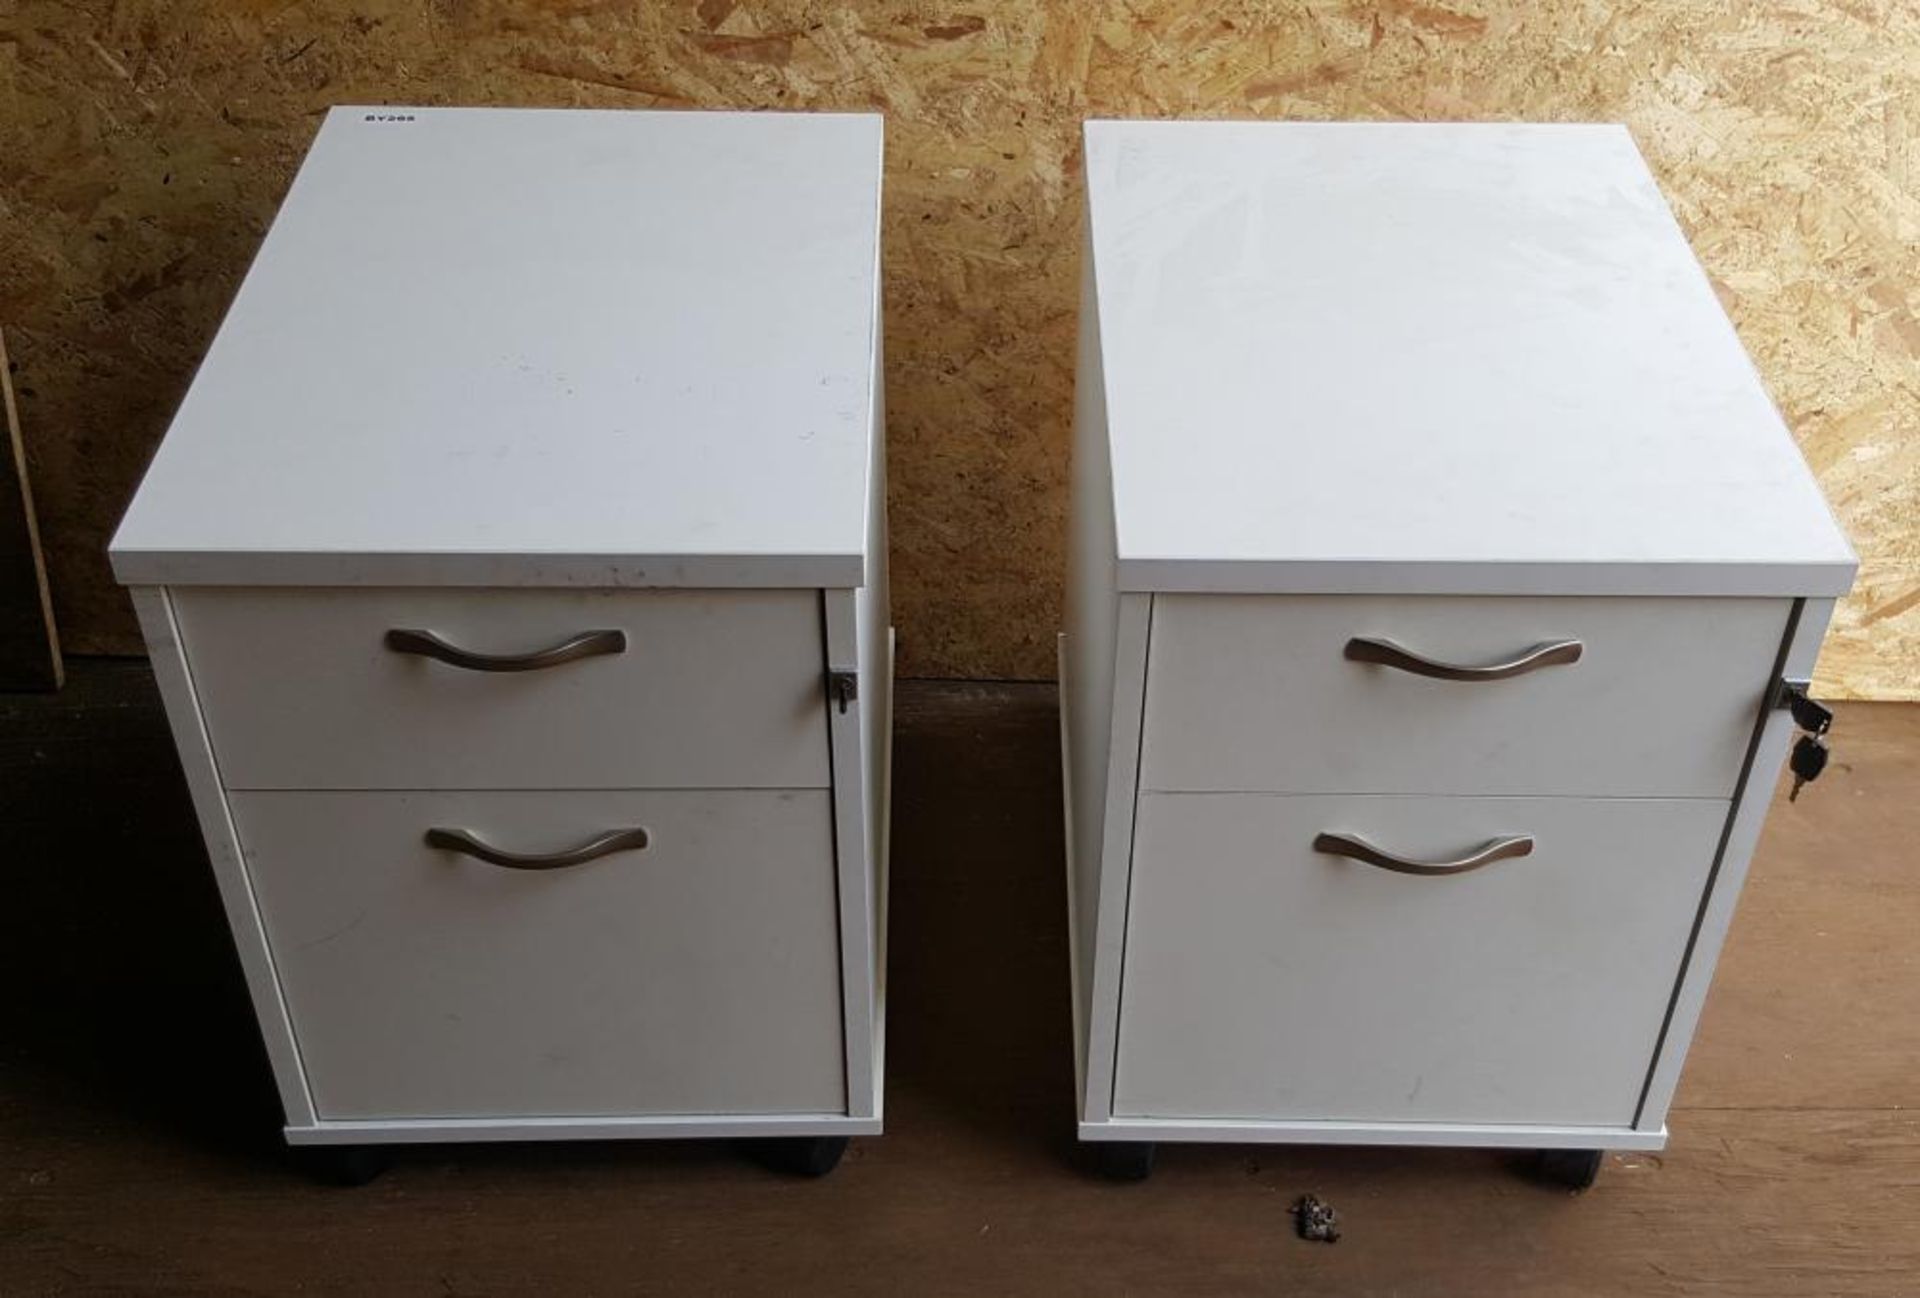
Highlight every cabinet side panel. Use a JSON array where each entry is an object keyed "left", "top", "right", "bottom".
[
  {"left": 826, "top": 588, "right": 875, "bottom": 1119},
  {"left": 1636, "top": 598, "right": 1835, "bottom": 1130},
  {"left": 1064, "top": 220, "right": 1150, "bottom": 1123},
  {"left": 1065, "top": 223, "right": 1118, "bottom": 1113},
  {"left": 1081, "top": 596, "right": 1150, "bottom": 1123},
  {"left": 853, "top": 305, "right": 892, "bottom": 1120},
  {"left": 129, "top": 585, "right": 316, "bottom": 1128}
]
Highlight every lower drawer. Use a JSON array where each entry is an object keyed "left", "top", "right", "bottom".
[
  {"left": 233, "top": 788, "right": 846, "bottom": 1120},
  {"left": 1112, "top": 791, "right": 1727, "bottom": 1127}
]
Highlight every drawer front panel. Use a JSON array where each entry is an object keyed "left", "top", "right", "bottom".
[
  {"left": 1141, "top": 595, "right": 1789, "bottom": 798},
  {"left": 1112, "top": 792, "right": 1726, "bottom": 1127},
  {"left": 176, "top": 588, "right": 829, "bottom": 790},
  {"left": 234, "top": 789, "right": 846, "bottom": 1120}
]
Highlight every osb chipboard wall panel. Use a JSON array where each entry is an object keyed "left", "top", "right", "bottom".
[{"left": 1, "top": 1, "right": 1915, "bottom": 696}]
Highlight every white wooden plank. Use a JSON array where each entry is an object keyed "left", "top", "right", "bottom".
[
  {"left": 1083, "top": 120, "right": 1855, "bottom": 598},
  {"left": 290, "top": 1114, "right": 882, "bottom": 1146},
  {"left": 1080, "top": 1116, "right": 1668, "bottom": 1151},
  {"left": 110, "top": 107, "right": 882, "bottom": 590},
  {"left": 129, "top": 586, "right": 316, "bottom": 1127},
  {"left": 115, "top": 549, "right": 861, "bottom": 590},
  {"left": 1636, "top": 598, "right": 1837, "bottom": 1130},
  {"left": 1116, "top": 556, "right": 1858, "bottom": 599},
  {"left": 824, "top": 588, "right": 879, "bottom": 1120}
]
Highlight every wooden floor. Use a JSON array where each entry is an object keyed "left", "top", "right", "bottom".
[{"left": 2, "top": 666, "right": 1915, "bottom": 1296}]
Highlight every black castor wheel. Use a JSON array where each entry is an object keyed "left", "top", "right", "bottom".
[
  {"left": 750, "top": 1136, "right": 849, "bottom": 1178},
  {"left": 1534, "top": 1147, "right": 1604, "bottom": 1191},
  {"left": 1093, "top": 1140, "right": 1157, "bottom": 1182},
  {"left": 295, "top": 1144, "right": 394, "bottom": 1186}
]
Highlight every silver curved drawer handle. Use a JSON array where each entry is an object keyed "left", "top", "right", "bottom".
[
  {"left": 425, "top": 826, "right": 651, "bottom": 871},
  {"left": 385, "top": 628, "right": 626, "bottom": 672},
  {"left": 1343, "top": 636, "right": 1582, "bottom": 681},
  {"left": 1312, "top": 831, "right": 1534, "bottom": 877}
]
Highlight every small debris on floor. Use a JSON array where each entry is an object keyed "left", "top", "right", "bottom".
[{"left": 1291, "top": 1194, "right": 1341, "bottom": 1243}]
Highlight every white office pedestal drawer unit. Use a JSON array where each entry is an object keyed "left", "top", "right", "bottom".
[
  {"left": 110, "top": 107, "right": 891, "bottom": 1181},
  {"left": 1060, "top": 121, "right": 1856, "bottom": 1185}
]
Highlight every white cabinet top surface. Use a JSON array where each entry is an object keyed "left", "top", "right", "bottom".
[
  {"left": 1084, "top": 120, "right": 1855, "bottom": 597},
  {"left": 112, "top": 107, "right": 882, "bottom": 588}
]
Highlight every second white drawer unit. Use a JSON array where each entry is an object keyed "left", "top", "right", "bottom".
[
  {"left": 111, "top": 107, "right": 890, "bottom": 1173},
  {"left": 1061, "top": 121, "right": 1856, "bottom": 1182}
]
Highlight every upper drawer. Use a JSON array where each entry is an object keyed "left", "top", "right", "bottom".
[
  {"left": 173, "top": 588, "right": 830, "bottom": 791},
  {"left": 1141, "top": 594, "right": 1791, "bottom": 798}
]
